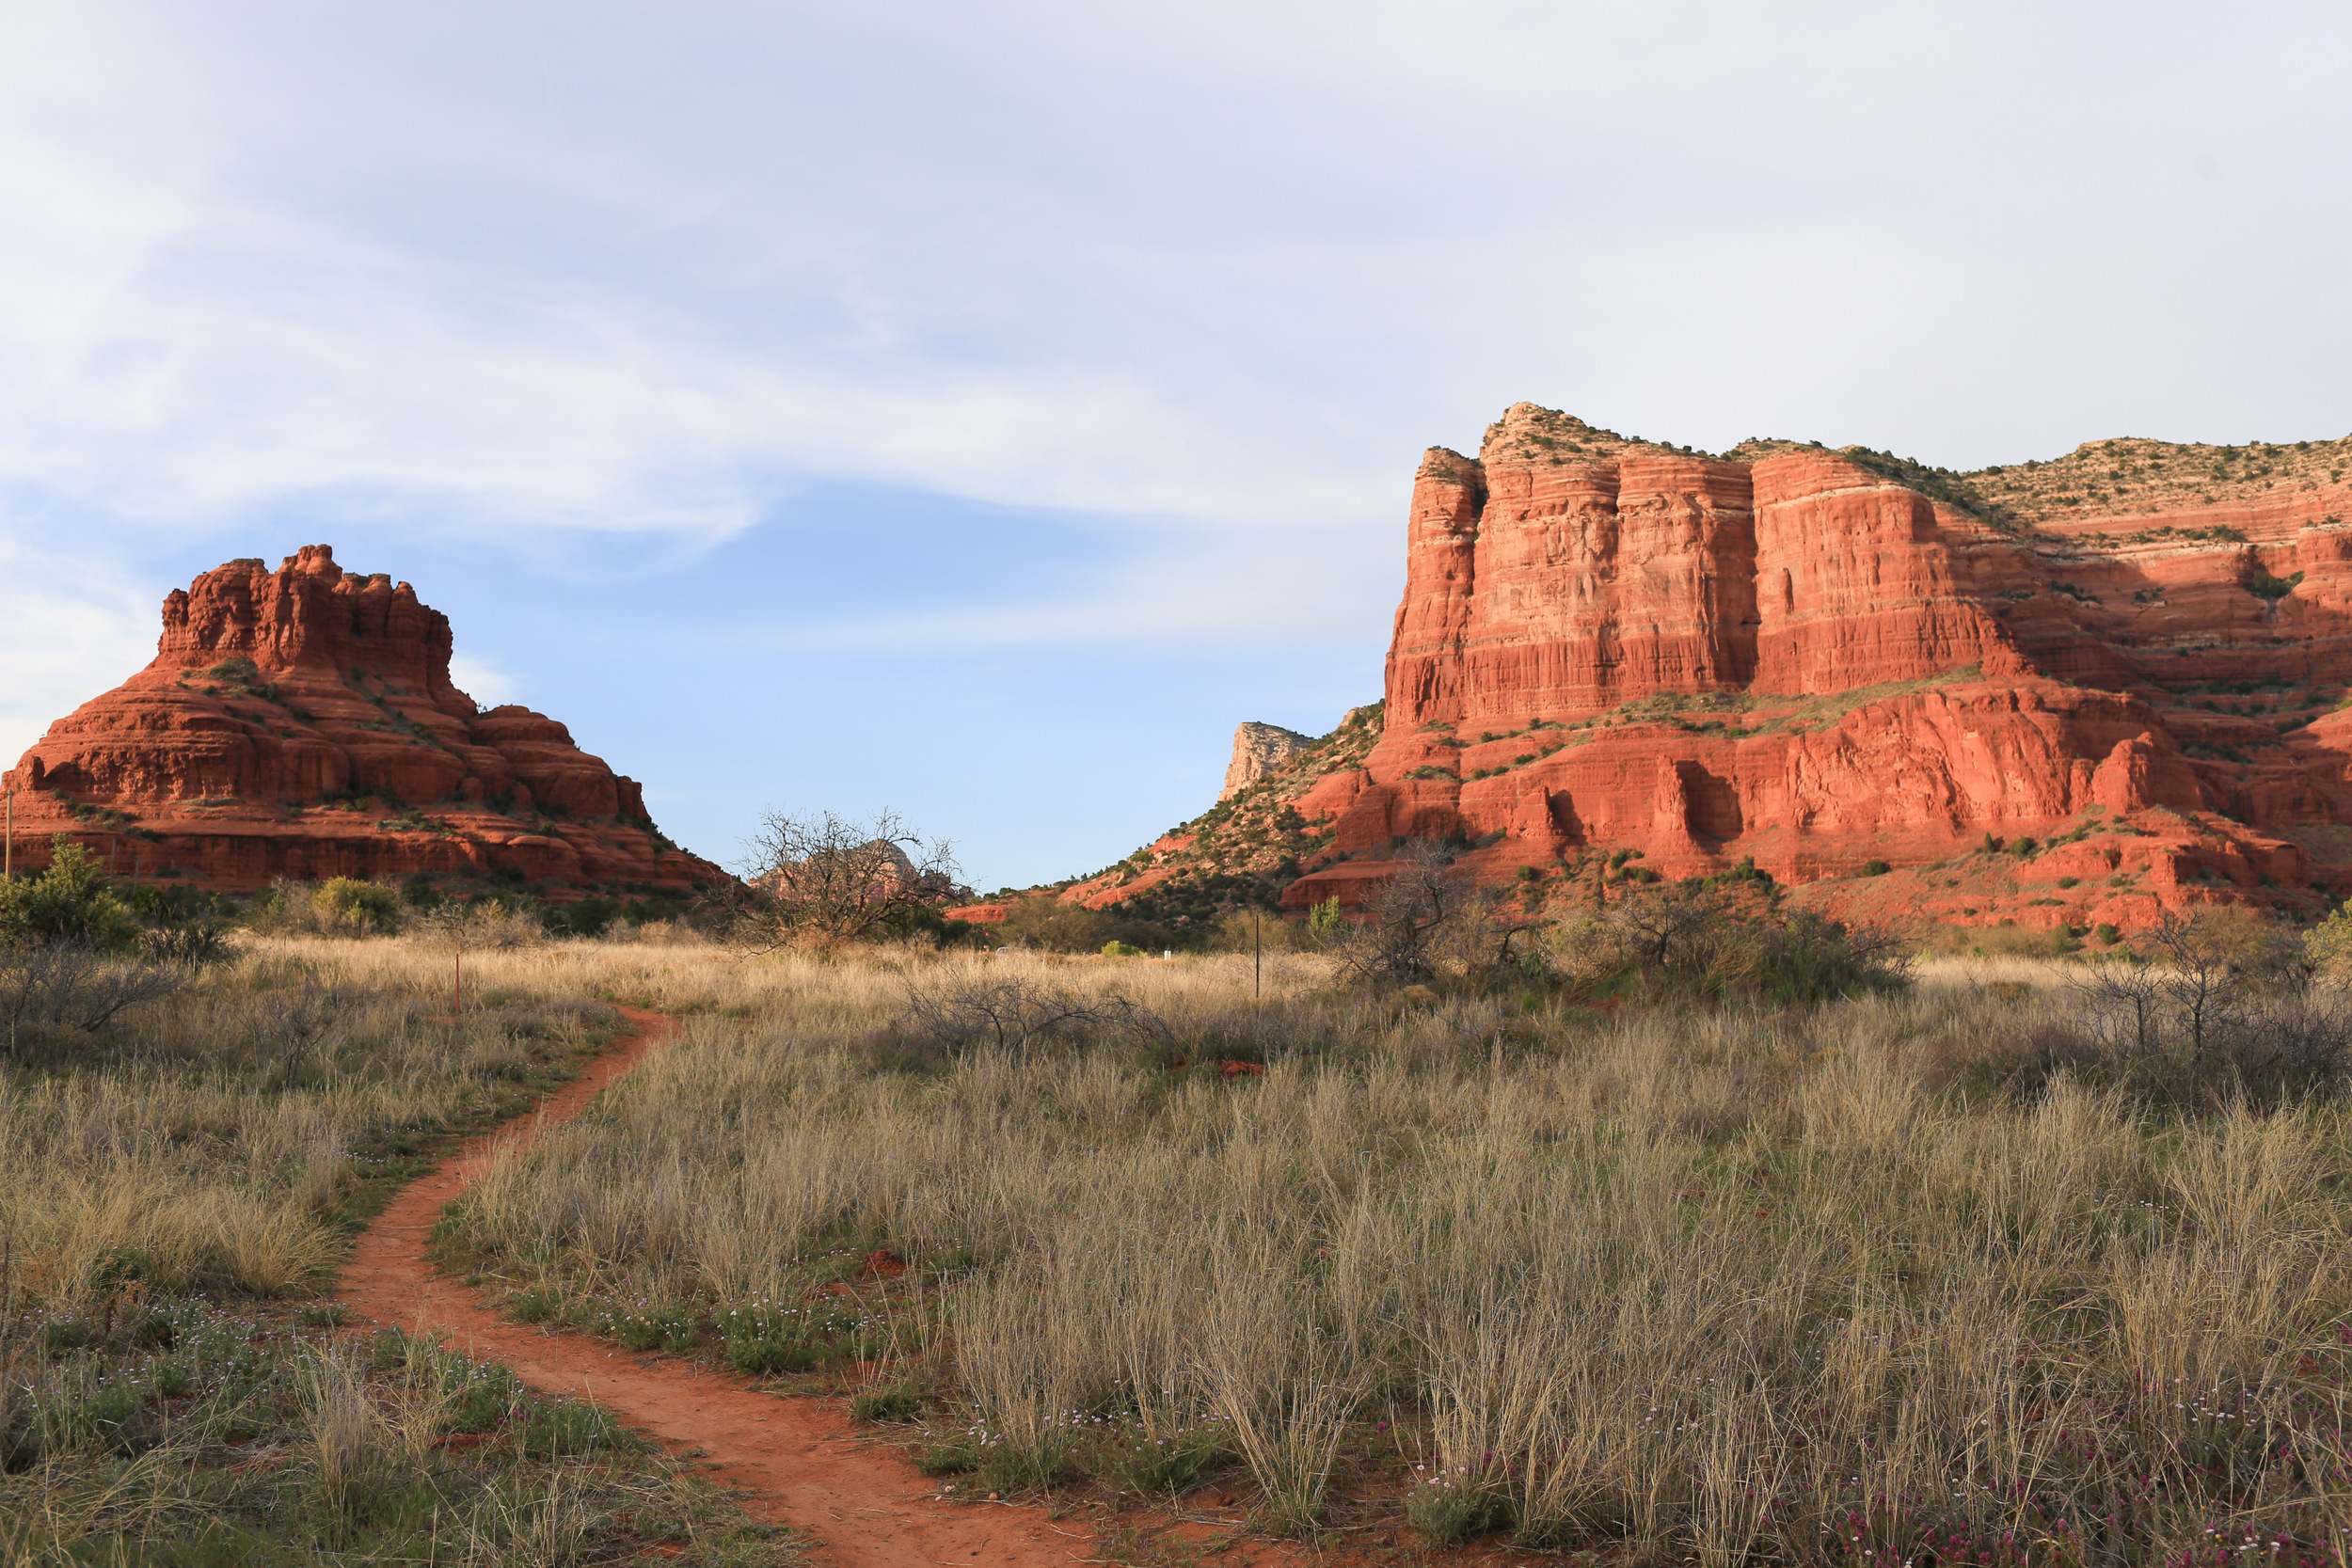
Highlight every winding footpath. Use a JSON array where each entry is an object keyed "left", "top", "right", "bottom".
[{"left": 337, "top": 1006, "right": 1095, "bottom": 1568}]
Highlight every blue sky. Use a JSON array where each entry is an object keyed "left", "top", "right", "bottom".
[{"left": 4, "top": 1, "right": 2349, "bottom": 889}]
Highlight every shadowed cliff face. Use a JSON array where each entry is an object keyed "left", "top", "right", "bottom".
[
  {"left": 3, "top": 546, "right": 725, "bottom": 894},
  {"left": 1281, "top": 404, "right": 2352, "bottom": 931}
]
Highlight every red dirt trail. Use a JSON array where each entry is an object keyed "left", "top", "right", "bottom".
[{"left": 337, "top": 1006, "right": 1097, "bottom": 1568}]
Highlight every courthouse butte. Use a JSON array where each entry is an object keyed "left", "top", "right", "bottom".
[
  {"left": 2, "top": 546, "right": 722, "bottom": 894},
  {"left": 1042, "top": 404, "right": 2352, "bottom": 932}
]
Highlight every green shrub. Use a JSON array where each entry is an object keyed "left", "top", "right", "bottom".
[
  {"left": 510, "top": 1288, "right": 560, "bottom": 1323},
  {"left": 0, "top": 840, "right": 142, "bottom": 952},
  {"left": 1551, "top": 887, "right": 1910, "bottom": 1004},
  {"left": 875, "top": 901, "right": 984, "bottom": 947},
  {"left": 719, "top": 1301, "right": 820, "bottom": 1374},
  {"left": 914, "top": 1433, "right": 984, "bottom": 1475},
  {"left": 1102, "top": 940, "right": 1143, "bottom": 958},
  {"left": 312, "top": 878, "right": 401, "bottom": 935},
  {"left": 2310, "top": 903, "right": 2352, "bottom": 976},
  {"left": 1859, "top": 859, "right": 1891, "bottom": 878},
  {"left": 142, "top": 922, "right": 232, "bottom": 966},
  {"left": 59, "top": 1384, "right": 146, "bottom": 1455},
  {"left": 995, "top": 898, "right": 1170, "bottom": 955},
  {"left": 1307, "top": 895, "right": 1344, "bottom": 943},
  {"left": 851, "top": 1380, "right": 927, "bottom": 1422},
  {"left": 1094, "top": 1418, "right": 1232, "bottom": 1495},
  {"left": 1406, "top": 1465, "right": 1511, "bottom": 1544},
  {"left": 542, "top": 896, "right": 620, "bottom": 939},
  {"left": 602, "top": 1303, "right": 699, "bottom": 1353},
  {"left": 519, "top": 1399, "right": 627, "bottom": 1457},
  {"left": 1748, "top": 911, "right": 1914, "bottom": 1003}
]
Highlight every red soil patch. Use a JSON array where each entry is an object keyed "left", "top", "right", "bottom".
[{"left": 335, "top": 1006, "right": 1094, "bottom": 1568}]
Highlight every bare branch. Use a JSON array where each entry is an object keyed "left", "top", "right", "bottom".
[
  {"left": 901, "top": 976, "right": 1161, "bottom": 1053},
  {"left": 734, "top": 809, "right": 965, "bottom": 951},
  {"left": 1325, "top": 841, "right": 1473, "bottom": 988}
]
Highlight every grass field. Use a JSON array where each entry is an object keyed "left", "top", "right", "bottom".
[
  {"left": 1, "top": 936, "right": 796, "bottom": 1566},
  {"left": 418, "top": 939, "right": 2352, "bottom": 1565},
  {"left": 15, "top": 925, "right": 2352, "bottom": 1565}
]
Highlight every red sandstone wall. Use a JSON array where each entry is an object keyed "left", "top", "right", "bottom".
[
  {"left": 3, "top": 546, "right": 723, "bottom": 895},
  {"left": 1296, "top": 410, "right": 2352, "bottom": 927}
]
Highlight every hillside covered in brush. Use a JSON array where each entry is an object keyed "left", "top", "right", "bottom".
[{"left": 949, "top": 705, "right": 1381, "bottom": 933}]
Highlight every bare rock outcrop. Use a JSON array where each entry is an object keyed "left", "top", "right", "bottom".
[{"left": 1220, "top": 722, "right": 1314, "bottom": 800}]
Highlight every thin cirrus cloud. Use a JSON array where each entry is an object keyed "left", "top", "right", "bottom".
[{"left": 1, "top": 0, "right": 2347, "bottom": 884}]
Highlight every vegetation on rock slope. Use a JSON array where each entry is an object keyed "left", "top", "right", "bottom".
[
  {"left": 1485, "top": 402, "right": 2351, "bottom": 533},
  {"left": 1054, "top": 703, "right": 1383, "bottom": 929}
]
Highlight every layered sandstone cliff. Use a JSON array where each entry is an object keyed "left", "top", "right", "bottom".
[
  {"left": 2, "top": 546, "right": 724, "bottom": 894},
  {"left": 1073, "top": 404, "right": 2352, "bottom": 933},
  {"left": 1271, "top": 404, "right": 2352, "bottom": 930}
]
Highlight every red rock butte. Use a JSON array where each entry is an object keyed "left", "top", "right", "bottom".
[
  {"left": 1031, "top": 404, "right": 2352, "bottom": 933},
  {"left": 2, "top": 546, "right": 724, "bottom": 894}
]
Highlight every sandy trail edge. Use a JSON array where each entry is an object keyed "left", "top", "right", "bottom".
[{"left": 336, "top": 1005, "right": 1095, "bottom": 1568}]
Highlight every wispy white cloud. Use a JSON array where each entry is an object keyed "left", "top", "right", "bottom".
[
  {"left": 0, "top": 533, "right": 162, "bottom": 766},
  {"left": 446, "top": 653, "right": 521, "bottom": 710},
  {"left": 6, "top": 0, "right": 2347, "bottom": 572}
]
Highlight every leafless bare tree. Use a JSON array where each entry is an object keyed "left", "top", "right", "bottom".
[
  {"left": 2069, "top": 957, "right": 2168, "bottom": 1061},
  {"left": 2137, "top": 908, "right": 2300, "bottom": 1059},
  {"left": 902, "top": 976, "right": 1159, "bottom": 1053},
  {"left": 1599, "top": 883, "right": 1740, "bottom": 975},
  {"left": 2060, "top": 911, "right": 2352, "bottom": 1107},
  {"left": 0, "top": 942, "right": 183, "bottom": 1057},
  {"left": 1327, "top": 841, "right": 1474, "bottom": 988},
  {"left": 734, "top": 809, "right": 962, "bottom": 950},
  {"left": 414, "top": 901, "right": 537, "bottom": 1016}
]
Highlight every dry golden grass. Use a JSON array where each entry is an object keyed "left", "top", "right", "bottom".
[
  {"left": 1915, "top": 954, "right": 2084, "bottom": 990},
  {"left": 1, "top": 936, "right": 624, "bottom": 1310},
  {"left": 1, "top": 932, "right": 799, "bottom": 1567},
  {"left": 434, "top": 941, "right": 2352, "bottom": 1560}
]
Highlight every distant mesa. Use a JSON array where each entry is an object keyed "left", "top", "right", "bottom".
[
  {"left": 1045, "top": 404, "right": 2352, "bottom": 932},
  {"left": 2, "top": 545, "right": 725, "bottom": 895}
]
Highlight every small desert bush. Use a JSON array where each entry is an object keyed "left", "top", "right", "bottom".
[
  {"left": 1938, "top": 911, "right": 2352, "bottom": 1110},
  {"left": 248, "top": 877, "right": 396, "bottom": 937},
  {"left": 1921, "top": 918, "right": 2085, "bottom": 959},
  {"left": 312, "top": 878, "right": 404, "bottom": 935},
  {"left": 993, "top": 896, "right": 1174, "bottom": 954},
  {"left": 1546, "top": 881, "right": 1912, "bottom": 1002},
  {"left": 2306, "top": 899, "right": 2352, "bottom": 975},
  {"left": 1202, "top": 907, "right": 1313, "bottom": 954},
  {"left": 0, "top": 840, "right": 145, "bottom": 952}
]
